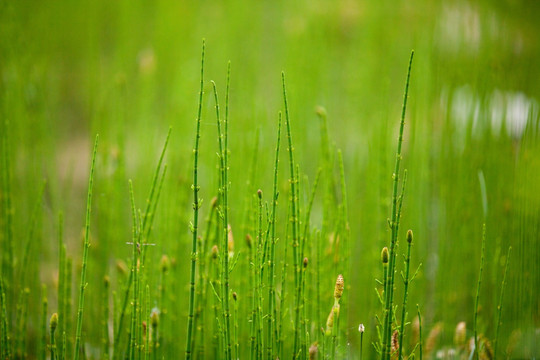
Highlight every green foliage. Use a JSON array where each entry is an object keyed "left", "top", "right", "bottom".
[{"left": 0, "top": 1, "right": 539, "bottom": 359}]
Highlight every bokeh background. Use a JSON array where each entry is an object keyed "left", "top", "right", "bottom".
[{"left": 1, "top": 0, "right": 539, "bottom": 357}]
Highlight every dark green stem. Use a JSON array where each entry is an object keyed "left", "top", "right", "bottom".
[
  {"left": 185, "top": 39, "right": 205, "bottom": 360},
  {"left": 382, "top": 51, "right": 414, "bottom": 360},
  {"left": 74, "top": 134, "right": 99, "bottom": 360}
]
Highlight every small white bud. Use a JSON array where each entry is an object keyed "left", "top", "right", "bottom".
[{"left": 358, "top": 324, "right": 365, "bottom": 333}]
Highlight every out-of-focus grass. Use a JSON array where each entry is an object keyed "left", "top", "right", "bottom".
[{"left": 1, "top": 0, "right": 539, "bottom": 358}]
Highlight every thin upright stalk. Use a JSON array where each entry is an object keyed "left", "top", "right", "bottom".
[
  {"left": 222, "top": 62, "right": 233, "bottom": 360},
  {"left": 128, "top": 181, "right": 139, "bottom": 359},
  {"left": 113, "top": 133, "right": 169, "bottom": 359},
  {"left": 212, "top": 63, "right": 233, "bottom": 360},
  {"left": 416, "top": 305, "right": 422, "bottom": 360},
  {"left": 256, "top": 190, "right": 265, "bottom": 360},
  {"left": 103, "top": 276, "right": 110, "bottom": 359},
  {"left": 282, "top": 72, "right": 301, "bottom": 359},
  {"left": 473, "top": 225, "right": 486, "bottom": 360},
  {"left": 233, "top": 293, "right": 239, "bottom": 360},
  {"left": 382, "top": 51, "right": 414, "bottom": 360},
  {"left": 1, "top": 121, "right": 14, "bottom": 293},
  {"left": 57, "top": 212, "right": 66, "bottom": 359},
  {"left": 277, "top": 203, "right": 291, "bottom": 359},
  {"left": 65, "top": 257, "right": 73, "bottom": 358},
  {"left": 185, "top": 40, "right": 205, "bottom": 360},
  {"left": 494, "top": 246, "right": 511, "bottom": 360},
  {"left": 51, "top": 313, "right": 58, "bottom": 360},
  {"left": 266, "top": 112, "right": 282, "bottom": 360},
  {"left": 1, "top": 279, "right": 10, "bottom": 360},
  {"left": 74, "top": 134, "right": 99, "bottom": 360},
  {"left": 398, "top": 230, "right": 413, "bottom": 360},
  {"left": 40, "top": 285, "right": 48, "bottom": 360}
]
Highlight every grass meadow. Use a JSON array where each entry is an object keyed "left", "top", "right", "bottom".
[{"left": 0, "top": 0, "right": 539, "bottom": 359}]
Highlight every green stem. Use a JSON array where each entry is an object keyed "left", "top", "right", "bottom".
[
  {"left": 416, "top": 305, "right": 422, "bottom": 360},
  {"left": 256, "top": 190, "right": 264, "bottom": 360},
  {"left": 398, "top": 230, "right": 413, "bottom": 360},
  {"left": 128, "top": 181, "right": 139, "bottom": 359},
  {"left": 473, "top": 224, "right": 486, "bottom": 360},
  {"left": 185, "top": 39, "right": 205, "bottom": 360},
  {"left": 74, "top": 134, "right": 99, "bottom": 360},
  {"left": 382, "top": 51, "right": 414, "bottom": 360},
  {"left": 51, "top": 323, "right": 57, "bottom": 360},
  {"left": 103, "top": 276, "right": 110, "bottom": 359},
  {"left": 282, "top": 72, "right": 301, "bottom": 359},
  {"left": 41, "top": 285, "right": 48, "bottom": 360},
  {"left": 494, "top": 246, "right": 511, "bottom": 360},
  {"left": 266, "top": 111, "right": 282, "bottom": 360},
  {"left": 212, "top": 62, "right": 233, "bottom": 360},
  {"left": 277, "top": 203, "right": 291, "bottom": 359},
  {"left": 1, "top": 279, "right": 10, "bottom": 359}
]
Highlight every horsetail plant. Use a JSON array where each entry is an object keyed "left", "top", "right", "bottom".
[
  {"left": 282, "top": 72, "right": 303, "bottom": 359},
  {"left": 102, "top": 276, "right": 110, "bottom": 359},
  {"left": 0, "top": 278, "right": 9, "bottom": 359},
  {"left": 359, "top": 324, "right": 365, "bottom": 360},
  {"left": 15, "top": 287, "right": 30, "bottom": 358},
  {"left": 185, "top": 39, "right": 205, "bottom": 360},
  {"left": 381, "top": 50, "right": 414, "bottom": 360},
  {"left": 211, "top": 68, "right": 234, "bottom": 360},
  {"left": 113, "top": 130, "right": 170, "bottom": 359},
  {"left": 494, "top": 246, "right": 511, "bottom": 360},
  {"left": 266, "top": 111, "right": 282, "bottom": 360},
  {"left": 57, "top": 211, "right": 66, "bottom": 355},
  {"left": 40, "top": 285, "right": 48, "bottom": 360},
  {"left": 398, "top": 230, "right": 415, "bottom": 360},
  {"left": 128, "top": 180, "right": 140, "bottom": 359},
  {"left": 50, "top": 313, "right": 58, "bottom": 360},
  {"left": 73, "top": 134, "right": 99, "bottom": 360},
  {"left": 473, "top": 224, "right": 486, "bottom": 360},
  {"left": 151, "top": 308, "right": 159, "bottom": 360},
  {"left": 417, "top": 305, "right": 423, "bottom": 360}
]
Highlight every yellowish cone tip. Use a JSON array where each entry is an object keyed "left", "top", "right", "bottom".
[
  {"left": 303, "top": 257, "right": 308, "bottom": 268},
  {"left": 104, "top": 275, "right": 110, "bottom": 286},
  {"left": 454, "top": 321, "right": 466, "bottom": 347},
  {"left": 245, "top": 234, "right": 252, "bottom": 249},
  {"left": 325, "top": 308, "right": 335, "bottom": 334},
  {"left": 211, "top": 245, "right": 219, "bottom": 259},
  {"left": 160, "top": 255, "right": 170, "bottom": 273},
  {"left": 50, "top": 313, "right": 58, "bottom": 330},
  {"left": 233, "top": 292, "right": 237, "bottom": 301},
  {"left": 257, "top": 189, "right": 262, "bottom": 198},
  {"left": 116, "top": 259, "right": 128, "bottom": 276},
  {"left": 382, "top": 247, "right": 389, "bottom": 265},
  {"left": 210, "top": 196, "right": 218, "bottom": 208},
  {"left": 334, "top": 274, "right": 344, "bottom": 300},
  {"left": 315, "top": 105, "right": 327, "bottom": 117},
  {"left": 151, "top": 309, "right": 159, "bottom": 328},
  {"left": 407, "top": 229, "right": 413, "bottom": 244}
]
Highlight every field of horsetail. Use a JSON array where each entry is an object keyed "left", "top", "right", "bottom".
[{"left": 0, "top": 1, "right": 539, "bottom": 359}]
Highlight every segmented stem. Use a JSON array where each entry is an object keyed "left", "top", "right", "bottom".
[
  {"left": 473, "top": 224, "right": 486, "bottom": 360},
  {"left": 382, "top": 51, "right": 414, "bottom": 360},
  {"left": 185, "top": 40, "right": 205, "bottom": 360},
  {"left": 73, "top": 134, "right": 99, "bottom": 360},
  {"left": 494, "top": 246, "right": 511, "bottom": 360}
]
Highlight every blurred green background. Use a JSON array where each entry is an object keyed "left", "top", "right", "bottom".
[{"left": 1, "top": 0, "right": 539, "bottom": 358}]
